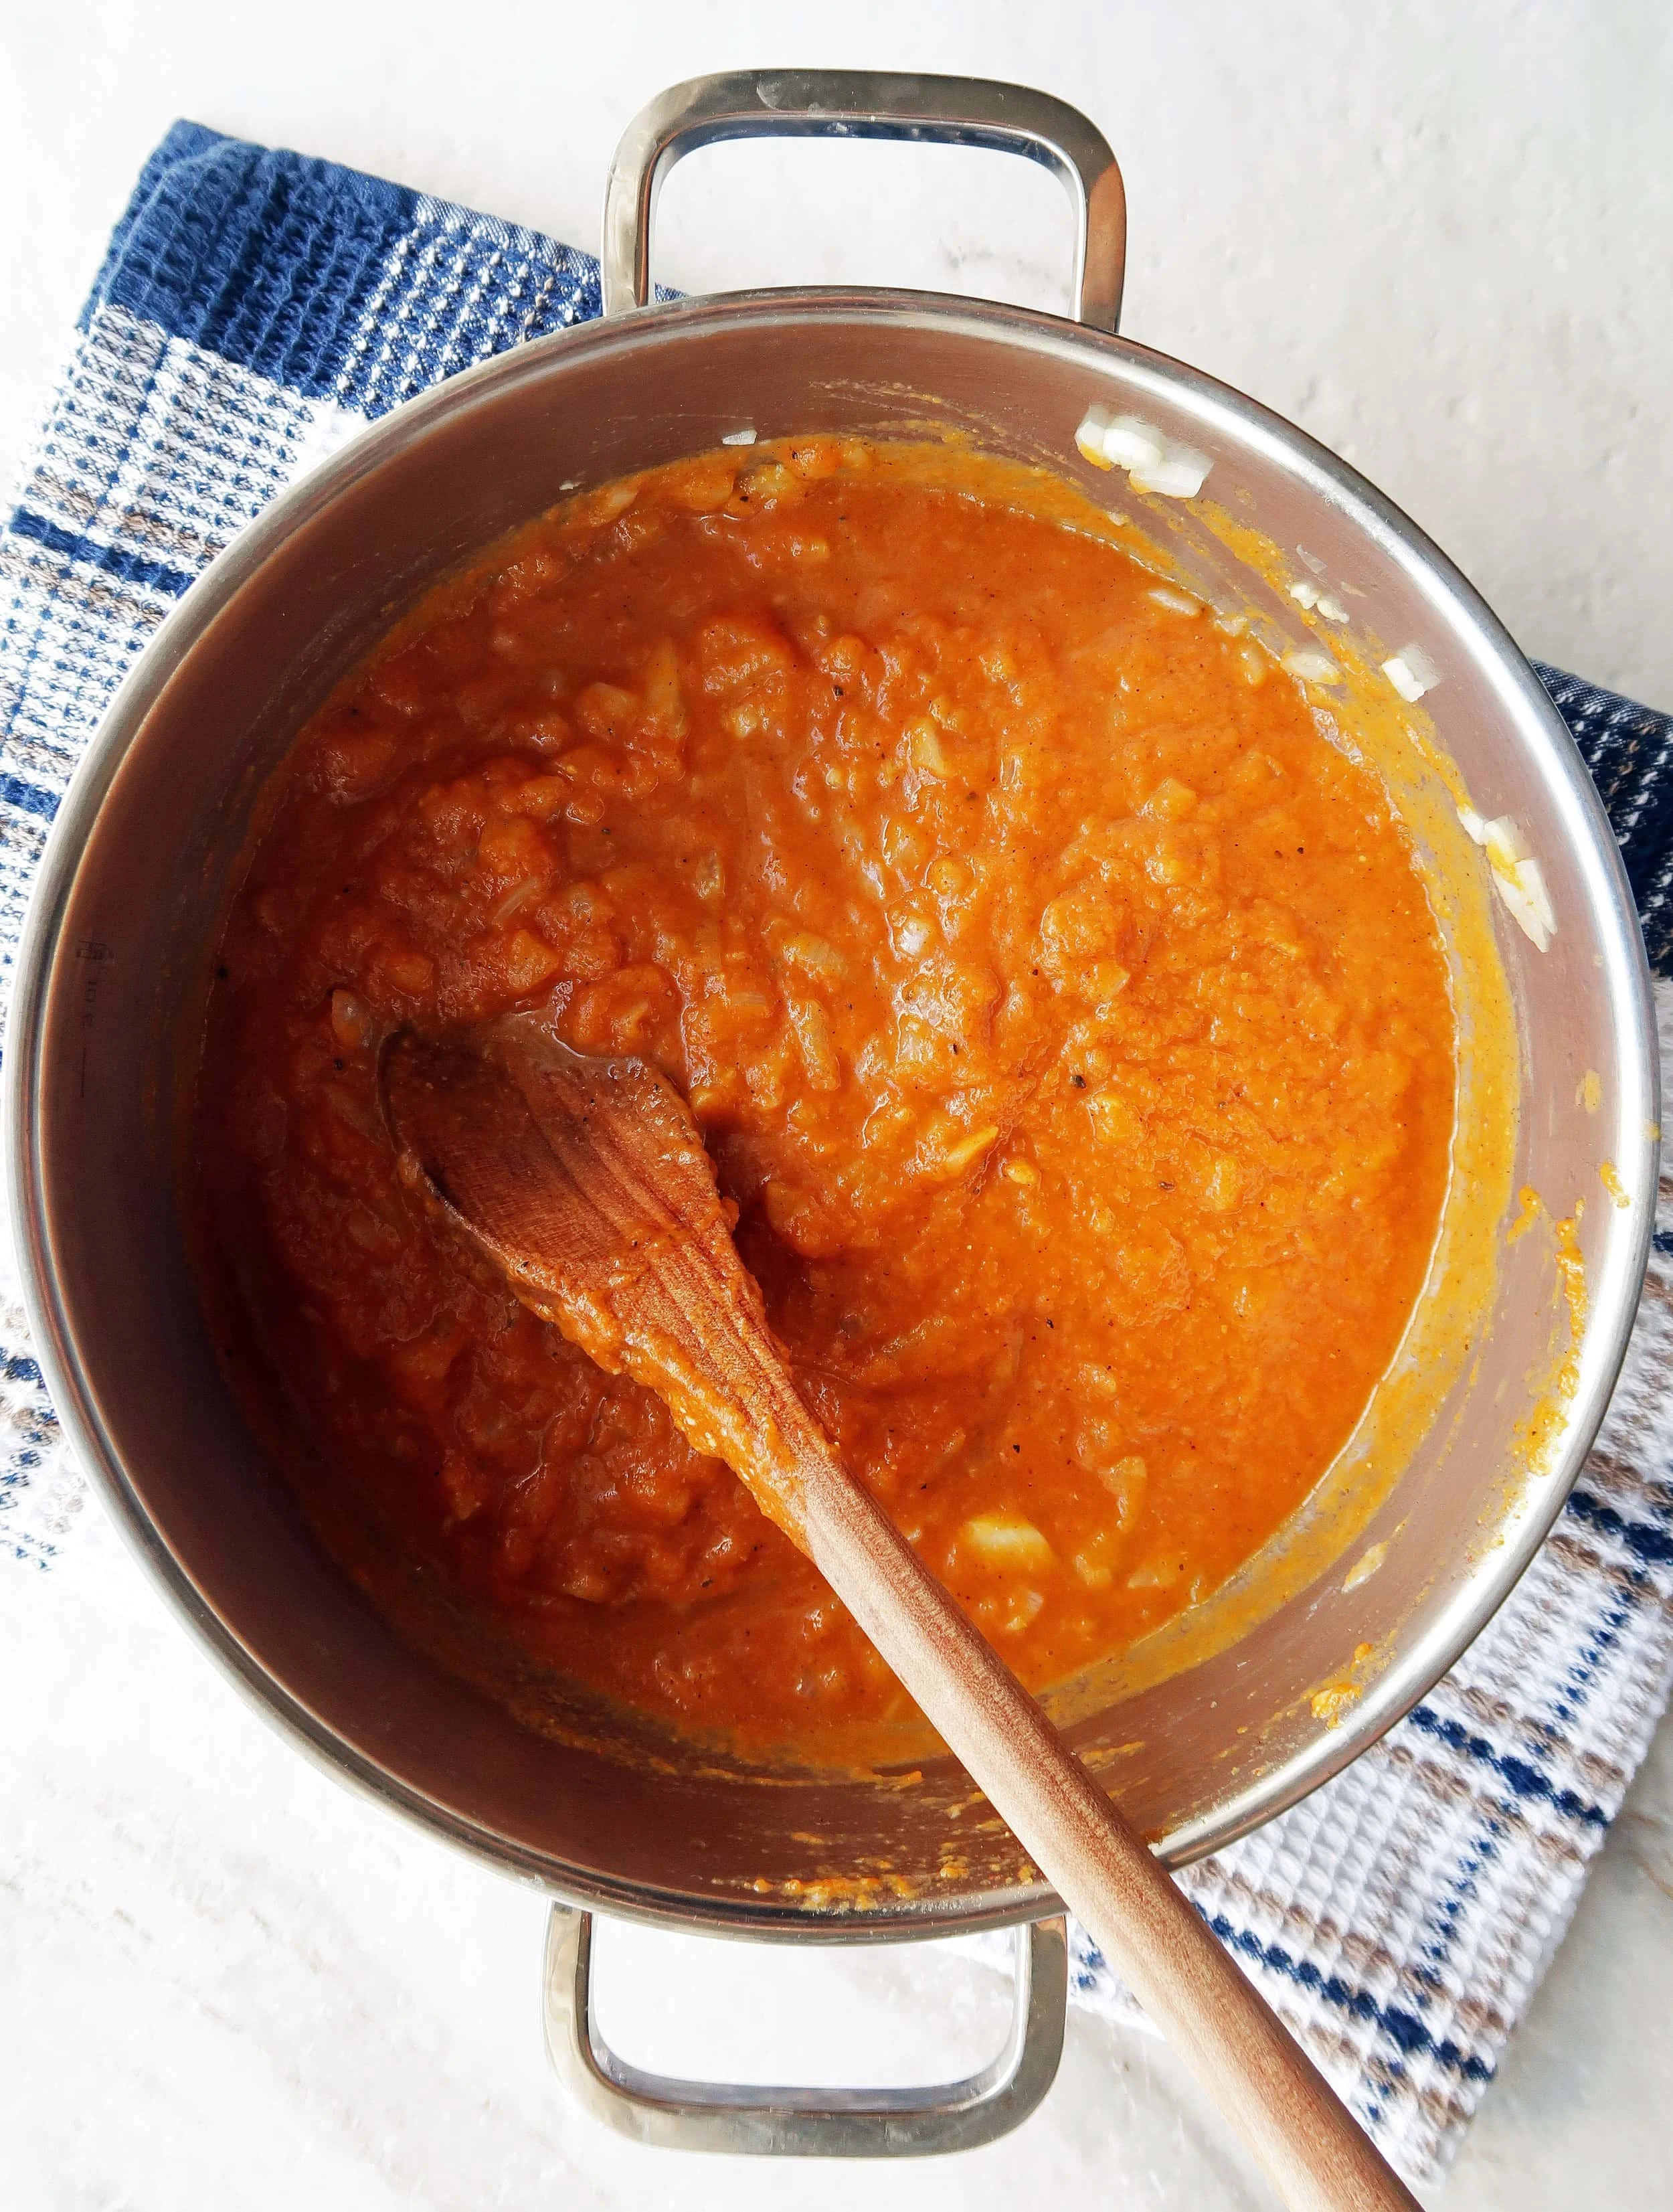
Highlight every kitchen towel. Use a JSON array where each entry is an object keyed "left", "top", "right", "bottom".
[{"left": 3, "top": 122, "right": 1671, "bottom": 2184}]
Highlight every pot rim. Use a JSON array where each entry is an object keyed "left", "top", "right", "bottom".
[{"left": 6, "top": 281, "right": 1656, "bottom": 1939}]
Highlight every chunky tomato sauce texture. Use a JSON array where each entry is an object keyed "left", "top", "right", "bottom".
[{"left": 193, "top": 438, "right": 1456, "bottom": 1753}]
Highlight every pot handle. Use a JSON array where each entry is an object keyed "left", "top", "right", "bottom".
[
  {"left": 602, "top": 70, "right": 1126, "bottom": 331},
  {"left": 541, "top": 1901, "right": 1069, "bottom": 2156}
]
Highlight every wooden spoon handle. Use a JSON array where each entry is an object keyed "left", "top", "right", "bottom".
[
  {"left": 381, "top": 1027, "right": 1415, "bottom": 2209},
  {"left": 772, "top": 1394, "right": 1418, "bottom": 2212}
]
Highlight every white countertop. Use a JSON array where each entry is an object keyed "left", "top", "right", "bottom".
[{"left": 3, "top": 5, "right": 1671, "bottom": 2205}]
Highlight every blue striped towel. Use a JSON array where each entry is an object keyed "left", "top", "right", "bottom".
[{"left": 3, "top": 122, "right": 1671, "bottom": 2184}]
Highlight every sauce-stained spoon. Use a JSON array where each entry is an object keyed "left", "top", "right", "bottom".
[{"left": 380, "top": 1013, "right": 1417, "bottom": 2212}]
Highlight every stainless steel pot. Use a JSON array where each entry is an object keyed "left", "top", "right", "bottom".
[{"left": 6, "top": 72, "right": 1656, "bottom": 2156}]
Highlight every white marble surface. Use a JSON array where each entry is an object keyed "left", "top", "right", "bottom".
[{"left": 2, "top": 4, "right": 1672, "bottom": 2205}]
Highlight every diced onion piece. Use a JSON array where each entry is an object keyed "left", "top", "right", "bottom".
[
  {"left": 906, "top": 720, "right": 954, "bottom": 776},
  {"left": 1101, "top": 414, "right": 1168, "bottom": 473},
  {"left": 639, "top": 636, "right": 687, "bottom": 734},
  {"left": 998, "top": 1588, "right": 1046, "bottom": 1633},
  {"left": 1282, "top": 648, "right": 1342, "bottom": 685},
  {"left": 1127, "top": 1551, "right": 1186, "bottom": 1590},
  {"left": 961, "top": 1512, "right": 1054, "bottom": 1572},
  {"left": 924, "top": 854, "right": 972, "bottom": 900},
  {"left": 1143, "top": 776, "right": 1197, "bottom": 819},
  {"left": 1075, "top": 404, "right": 1118, "bottom": 468},
  {"left": 776, "top": 929, "right": 848, "bottom": 981},
  {"left": 1074, "top": 404, "right": 1209, "bottom": 496},
  {"left": 1342, "top": 1541, "right": 1388, "bottom": 1594},
  {"left": 721, "top": 426, "right": 758, "bottom": 446},
  {"left": 786, "top": 995, "right": 842, "bottom": 1091},
  {"left": 1296, "top": 545, "right": 1327, "bottom": 576},
  {"left": 1292, "top": 579, "right": 1345, "bottom": 624},
  {"left": 1146, "top": 585, "right": 1202, "bottom": 617},
  {"left": 1492, "top": 852, "right": 1557, "bottom": 952},
  {"left": 381, "top": 947, "right": 436, "bottom": 995},
  {"left": 1130, "top": 445, "right": 1212, "bottom": 499},
  {"left": 1382, "top": 643, "right": 1442, "bottom": 701},
  {"left": 589, "top": 481, "right": 638, "bottom": 523},
  {"left": 500, "top": 928, "right": 563, "bottom": 994},
  {"left": 1476, "top": 813, "right": 1556, "bottom": 947},
  {"left": 1482, "top": 815, "right": 1531, "bottom": 869},
  {"left": 932, "top": 1123, "right": 1000, "bottom": 1177},
  {"left": 330, "top": 989, "right": 370, "bottom": 1051},
  {"left": 1456, "top": 806, "right": 1488, "bottom": 845},
  {"left": 491, "top": 875, "right": 544, "bottom": 926}
]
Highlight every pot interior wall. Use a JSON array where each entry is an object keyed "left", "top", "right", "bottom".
[{"left": 22, "top": 297, "right": 1652, "bottom": 1932}]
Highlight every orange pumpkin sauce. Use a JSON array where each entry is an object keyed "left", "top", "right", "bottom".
[{"left": 193, "top": 438, "right": 1456, "bottom": 1754}]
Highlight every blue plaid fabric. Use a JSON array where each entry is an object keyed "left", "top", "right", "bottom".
[{"left": 3, "top": 122, "right": 1670, "bottom": 2183}]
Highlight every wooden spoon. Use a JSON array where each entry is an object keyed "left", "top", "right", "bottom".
[{"left": 381, "top": 1013, "right": 1418, "bottom": 2212}]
